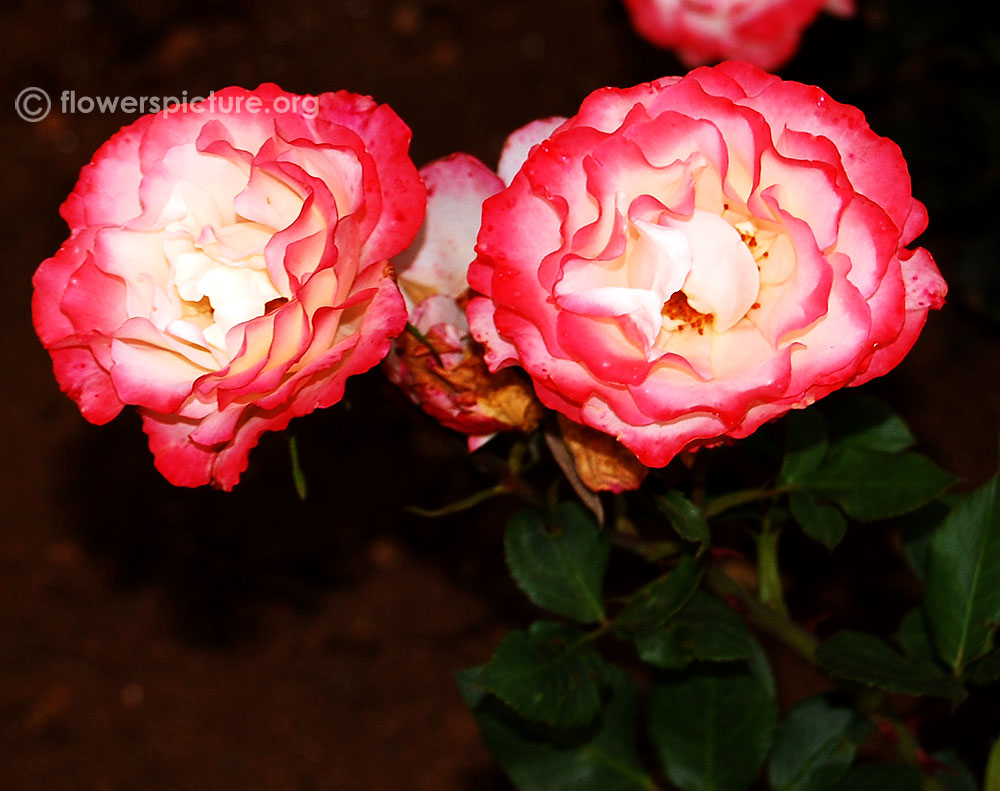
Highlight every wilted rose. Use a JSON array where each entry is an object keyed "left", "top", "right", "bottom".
[
  {"left": 386, "top": 154, "right": 541, "bottom": 450},
  {"left": 623, "top": 0, "right": 854, "bottom": 71},
  {"left": 467, "top": 61, "right": 946, "bottom": 469},
  {"left": 33, "top": 84, "right": 424, "bottom": 489}
]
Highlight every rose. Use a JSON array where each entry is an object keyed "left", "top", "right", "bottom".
[
  {"left": 623, "top": 0, "right": 855, "bottom": 69},
  {"left": 386, "top": 154, "right": 541, "bottom": 450},
  {"left": 623, "top": 0, "right": 855, "bottom": 71},
  {"left": 32, "top": 83, "right": 424, "bottom": 489},
  {"left": 467, "top": 61, "right": 946, "bottom": 469}
]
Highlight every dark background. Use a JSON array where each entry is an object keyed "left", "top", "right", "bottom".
[{"left": 2, "top": 0, "right": 999, "bottom": 788}]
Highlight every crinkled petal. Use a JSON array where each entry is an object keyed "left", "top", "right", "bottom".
[{"left": 497, "top": 117, "right": 568, "bottom": 186}]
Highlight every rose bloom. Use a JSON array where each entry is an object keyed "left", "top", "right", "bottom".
[
  {"left": 623, "top": 0, "right": 855, "bottom": 71},
  {"left": 386, "top": 154, "right": 542, "bottom": 450},
  {"left": 33, "top": 84, "right": 424, "bottom": 489},
  {"left": 467, "top": 61, "right": 946, "bottom": 469}
]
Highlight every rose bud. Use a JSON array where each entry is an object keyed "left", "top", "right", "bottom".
[
  {"left": 32, "top": 84, "right": 424, "bottom": 489},
  {"left": 467, "top": 62, "right": 946, "bottom": 470},
  {"left": 385, "top": 154, "right": 542, "bottom": 450}
]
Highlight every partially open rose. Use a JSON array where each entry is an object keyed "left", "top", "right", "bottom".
[
  {"left": 386, "top": 154, "right": 541, "bottom": 450},
  {"left": 467, "top": 61, "right": 946, "bottom": 469},
  {"left": 623, "top": 0, "right": 854, "bottom": 71},
  {"left": 32, "top": 84, "right": 424, "bottom": 489}
]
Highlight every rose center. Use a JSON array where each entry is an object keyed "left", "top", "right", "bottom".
[
  {"left": 165, "top": 219, "right": 284, "bottom": 351},
  {"left": 732, "top": 219, "right": 775, "bottom": 264},
  {"left": 650, "top": 209, "right": 762, "bottom": 336},
  {"left": 661, "top": 291, "right": 713, "bottom": 335}
]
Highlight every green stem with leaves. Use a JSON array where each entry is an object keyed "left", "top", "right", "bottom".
[
  {"left": 704, "top": 563, "right": 818, "bottom": 662},
  {"left": 755, "top": 517, "right": 788, "bottom": 617},
  {"left": 702, "top": 485, "right": 793, "bottom": 520}
]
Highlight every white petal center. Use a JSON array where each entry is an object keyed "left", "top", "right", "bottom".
[
  {"left": 165, "top": 219, "right": 283, "bottom": 351},
  {"left": 675, "top": 210, "right": 761, "bottom": 333}
]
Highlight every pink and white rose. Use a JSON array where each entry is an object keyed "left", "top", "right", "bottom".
[
  {"left": 386, "top": 154, "right": 541, "bottom": 450},
  {"left": 33, "top": 84, "right": 424, "bottom": 489},
  {"left": 623, "top": 0, "right": 855, "bottom": 71},
  {"left": 467, "top": 61, "right": 946, "bottom": 469}
]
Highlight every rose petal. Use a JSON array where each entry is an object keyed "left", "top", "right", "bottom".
[
  {"left": 396, "top": 154, "right": 504, "bottom": 303},
  {"left": 497, "top": 117, "right": 568, "bottom": 186}
]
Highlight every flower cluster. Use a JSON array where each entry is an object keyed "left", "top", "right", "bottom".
[{"left": 34, "top": 62, "right": 945, "bottom": 488}]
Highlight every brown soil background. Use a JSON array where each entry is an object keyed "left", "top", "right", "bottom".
[{"left": 2, "top": 1, "right": 999, "bottom": 789}]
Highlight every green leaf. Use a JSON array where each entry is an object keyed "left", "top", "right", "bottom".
[
  {"left": 505, "top": 504, "right": 610, "bottom": 624},
  {"left": 827, "top": 764, "right": 921, "bottom": 791},
  {"left": 895, "top": 608, "right": 944, "bottom": 668},
  {"left": 797, "top": 447, "right": 955, "bottom": 522},
  {"left": 479, "top": 621, "right": 606, "bottom": 730},
  {"left": 925, "top": 473, "right": 1000, "bottom": 674},
  {"left": 789, "top": 492, "right": 848, "bottom": 549},
  {"left": 985, "top": 737, "right": 1000, "bottom": 791},
  {"left": 900, "top": 500, "right": 951, "bottom": 580},
  {"left": 767, "top": 696, "right": 870, "bottom": 791},
  {"left": 457, "top": 664, "right": 653, "bottom": 791},
  {"left": 613, "top": 554, "right": 703, "bottom": 637},
  {"left": 967, "top": 646, "right": 1000, "bottom": 686},
  {"left": 653, "top": 489, "right": 711, "bottom": 545},
  {"left": 828, "top": 393, "right": 916, "bottom": 453},
  {"left": 648, "top": 641, "right": 776, "bottom": 791},
  {"left": 780, "top": 408, "right": 829, "bottom": 485},
  {"left": 635, "top": 591, "right": 753, "bottom": 670},
  {"left": 816, "top": 631, "right": 964, "bottom": 700}
]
